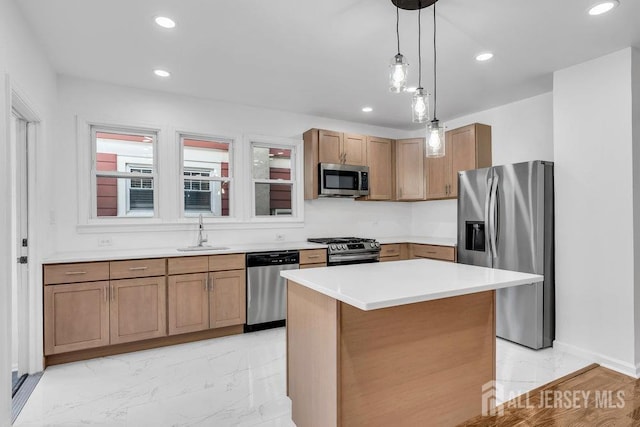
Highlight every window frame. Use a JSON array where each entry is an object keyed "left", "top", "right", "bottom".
[
  {"left": 247, "top": 135, "right": 303, "bottom": 223},
  {"left": 90, "top": 124, "right": 160, "bottom": 220},
  {"left": 178, "top": 132, "right": 237, "bottom": 220}
]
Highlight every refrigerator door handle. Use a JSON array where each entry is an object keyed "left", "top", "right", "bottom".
[
  {"left": 489, "top": 174, "right": 499, "bottom": 258},
  {"left": 485, "top": 176, "right": 494, "bottom": 258}
]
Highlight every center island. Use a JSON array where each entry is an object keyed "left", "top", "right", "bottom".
[{"left": 281, "top": 259, "right": 542, "bottom": 427}]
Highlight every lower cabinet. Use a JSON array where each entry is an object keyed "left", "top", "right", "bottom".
[
  {"left": 110, "top": 276, "right": 167, "bottom": 345},
  {"left": 44, "top": 281, "right": 110, "bottom": 355},
  {"left": 167, "top": 264, "right": 246, "bottom": 335},
  {"left": 209, "top": 270, "right": 246, "bottom": 329},
  {"left": 409, "top": 244, "right": 456, "bottom": 262},
  {"left": 167, "top": 273, "right": 209, "bottom": 335}
]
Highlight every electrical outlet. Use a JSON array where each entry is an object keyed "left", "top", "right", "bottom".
[
  {"left": 98, "top": 237, "right": 113, "bottom": 247},
  {"left": 276, "top": 234, "right": 285, "bottom": 241}
]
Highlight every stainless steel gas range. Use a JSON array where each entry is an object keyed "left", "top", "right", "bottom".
[{"left": 306, "top": 237, "right": 380, "bottom": 266}]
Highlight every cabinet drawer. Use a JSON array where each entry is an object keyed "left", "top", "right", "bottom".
[
  {"left": 209, "top": 254, "right": 245, "bottom": 271},
  {"left": 110, "top": 258, "right": 166, "bottom": 279},
  {"left": 168, "top": 256, "right": 209, "bottom": 275},
  {"left": 299, "top": 263, "right": 327, "bottom": 269},
  {"left": 380, "top": 244, "right": 401, "bottom": 258},
  {"left": 44, "top": 262, "right": 110, "bottom": 285},
  {"left": 300, "top": 249, "right": 327, "bottom": 265},
  {"left": 410, "top": 244, "right": 455, "bottom": 262}
]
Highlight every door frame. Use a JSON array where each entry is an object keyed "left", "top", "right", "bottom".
[{"left": 10, "top": 80, "right": 43, "bottom": 376}]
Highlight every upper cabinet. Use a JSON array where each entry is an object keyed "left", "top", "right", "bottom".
[
  {"left": 303, "top": 123, "right": 489, "bottom": 202},
  {"left": 317, "top": 130, "right": 366, "bottom": 166},
  {"left": 426, "top": 123, "right": 492, "bottom": 200},
  {"left": 365, "top": 136, "right": 394, "bottom": 201},
  {"left": 396, "top": 138, "right": 426, "bottom": 201},
  {"left": 304, "top": 129, "right": 389, "bottom": 200}
]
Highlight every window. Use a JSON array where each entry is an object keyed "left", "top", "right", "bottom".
[
  {"left": 92, "top": 127, "right": 157, "bottom": 218},
  {"left": 181, "top": 135, "right": 233, "bottom": 217},
  {"left": 251, "top": 143, "right": 296, "bottom": 217}
]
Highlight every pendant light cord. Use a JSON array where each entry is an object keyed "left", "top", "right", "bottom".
[
  {"left": 396, "top": 6, "right": 400, "bottom": 54},
  {"left": 433, "top": 1, "right": 437, "bottom": 119},
  {"left": 418, "top": 7, "right": 422, "bottom": 88}
]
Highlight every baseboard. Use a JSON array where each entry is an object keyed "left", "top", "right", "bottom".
[{"left": 553, "top": 340, "right": 639, "bottom": 378}]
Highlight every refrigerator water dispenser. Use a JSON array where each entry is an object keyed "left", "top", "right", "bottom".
[{"left": 465, "top": 221, "right": 485, "bottom": 251}]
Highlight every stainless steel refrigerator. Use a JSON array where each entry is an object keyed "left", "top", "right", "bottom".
[{"left": 457, "top": 160, "right": 554, "bottom": 349}]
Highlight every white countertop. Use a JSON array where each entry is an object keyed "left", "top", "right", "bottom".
[
  {"left": 376, "top": 236, "right": 457, "bottom": 247},
  {"left": 43, "top": 241, "right": 327, "bottom": 264},
  {"left": 281, "top": 259, "right": 542, "bottom": 311}
]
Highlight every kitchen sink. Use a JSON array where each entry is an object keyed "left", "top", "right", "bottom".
[{"left": 177, "top": 246, "right": 230, "bottom": 252}]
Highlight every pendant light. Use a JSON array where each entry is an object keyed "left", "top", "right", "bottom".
[
  {"left": 389, "top": 5, "right": 409, "bottom": 93},
  {"left": 426, "top": 0, "right": 445, "bottom": 158},
  {"left": 412, "top": 7, "right": 429, "bottom": 123}
]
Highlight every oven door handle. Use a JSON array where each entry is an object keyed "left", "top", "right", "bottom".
[{"left": 329, "top": 253, "right": 380, "bottom": 262}]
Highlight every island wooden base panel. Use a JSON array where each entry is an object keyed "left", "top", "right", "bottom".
[
  {"left": 44, "top": 325, "right": 243, "bottom": 367},
  {"left": 287, "top": 281, "right": 495, "bottom": 427},
  {"left": 460, "top": 364, "right": 640, "bottom": 426}
]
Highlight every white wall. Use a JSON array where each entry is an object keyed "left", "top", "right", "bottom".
[
  {"left": 0, "top": 0, "right": 57, "bottom": 423},
  {"left": 411, "top": 92, "right": 554, "bottom": 238},
  {"left": 553, "top": 48, "right": 637, "bottom": 375},
  {"left": 51, "top": 76, "right": 414, "bottom": 255}
]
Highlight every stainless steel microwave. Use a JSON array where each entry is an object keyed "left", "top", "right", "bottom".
[{"left": 319, "top": 163, "right": 369, "bottom": 197}]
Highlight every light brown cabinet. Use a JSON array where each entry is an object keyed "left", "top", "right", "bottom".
[
  {"left": 304, "top": 129, "right": 369, "bottom": 199},
  {"left": 409, "top": 244, "right": 456, "bottom": 262},
  {"left": 109, "top": 276, "right": 167, "bottom": 344},
  {"left": 379, "top": 243, "right": 409, "bottom": 262},
  {"left": 299, "top": 249, "right": 328, "bottom": 268},
  {"left": 167, "top": 254, "right": 246, "bottom": 336},
  {"left": 317, "top": 130, "right": 366, "bottom": 166},
  {"left": 209, "top": 270, "right": 246, "bottom": 328},
  {"left": 44, "top": 281, "right": 110, "bottom": 355},
  {"left": 426, "top": 123, "right": 492, "bottom": 200},
  {"left": 168, "top": 273, "right": 209, "bottom": 335},
  {"left": 396, "top": 138, "right": 426, "bottom": 201},
  {"left": 365, "top": 137, "right": 394, "bottom": 201}
]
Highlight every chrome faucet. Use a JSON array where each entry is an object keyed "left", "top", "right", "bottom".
[{"left": 197, "top": 214, "right": 208, "bottom": 247}]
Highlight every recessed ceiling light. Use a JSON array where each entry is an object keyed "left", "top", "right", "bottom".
[
  {"left": 153, "top": 69, "right": 171, "bottom": 78},
  {"left": 476, "top": 52, "right": 494, "bottom": 62},
  {"left": 405, "top": 87, "right": 417, "bottom": 93},
  {"left": 155, "top": 16, "right": 176, "bottom": 29},
  {"left": 362, "top": 107, "right": 373, "bottom": 113},
  {"left": 588, "top": 1, "right": 619, "bottom": 15}
]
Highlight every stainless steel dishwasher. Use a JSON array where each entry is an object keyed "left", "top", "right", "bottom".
[{"left": 245, "top": 250, "right": 300, "bottom": 332}]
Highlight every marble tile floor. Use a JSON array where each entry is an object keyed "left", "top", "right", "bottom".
[{"left": 14, "top": 328, "right": 591, "bottom": 426}]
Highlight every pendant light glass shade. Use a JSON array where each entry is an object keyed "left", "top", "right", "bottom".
[
  {"left": 426, "top": 119, "right": 445, "bottom": 158},
  {"left": 411, "top": 87, "right": 430, "bottom": 123},
  {"left": 389, "top": 54, "right": 409, "bottom": 93}
]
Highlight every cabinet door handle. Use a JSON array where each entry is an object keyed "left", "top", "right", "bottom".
[
  {"left": 204, "top": 277, "right": 208, "bottom": 291},
  {"left": 65, "top": 271, "right": 87, "bottom": 275},
  {"left": 111, "top": 285, "right": 116, "bottom": 301},
  {"left": 128, "top": 266, "right": 148, "bottom": 271},
  {"left": 209, "top": 277, "right": 214, "bottom": 292},
  {"left": 104, "top": 285, "right": 108, "bottom": 303}
]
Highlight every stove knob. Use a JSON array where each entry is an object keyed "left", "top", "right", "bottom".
[
  {"left": 330, "top": 244, "right": 336, "bottom": 250},
  {"left": 370, "top": 242, "right": 375, "bottom": 248},
  {"left": 375, "top": 242, "right": 380, "bottom": 247},
  {"left": 341, "top": 244, "right": 346, "bottom": 250}
]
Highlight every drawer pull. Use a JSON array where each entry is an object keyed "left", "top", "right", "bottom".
[
  {"left": 64, "top": 271, "right": 87, "bottom": 275},
  {"left": 128, "top": 266, "right": 149, "bottom": 271},
  {"left": 425, "top": 251, "right": 437, "bottom": 254},
  {"left": 307, "top": 255, "right": 321, "bottom": 259}
]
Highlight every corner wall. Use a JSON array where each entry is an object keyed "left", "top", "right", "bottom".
[
  {"left": 553, "top": 48, "right": 637, "bottom": 375},
  {"left": 411, "top": 92, "right": 554, "bottom": 237}
]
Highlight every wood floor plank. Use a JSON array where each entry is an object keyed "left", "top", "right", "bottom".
[{"left": 460, "top": 364, "right": 640, "bottom": 426}]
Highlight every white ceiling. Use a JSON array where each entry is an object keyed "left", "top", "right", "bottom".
[{"left": 17, "top": 0, "right": 640, "bottom": 130}]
